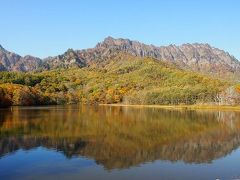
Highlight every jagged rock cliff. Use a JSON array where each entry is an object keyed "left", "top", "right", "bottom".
[
  {"left": 0, "top": 45, "right": 42, "bottom": 71},
  {"left": 1, "top": 37, "right": 240, "bottom": 78}
]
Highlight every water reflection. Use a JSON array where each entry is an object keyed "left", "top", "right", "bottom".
[{"left": 0, "top": 105, "right": 240, "bottom": 170}]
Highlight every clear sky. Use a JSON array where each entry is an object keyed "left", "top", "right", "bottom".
[{"left": 1, "top": 0, "right": 240, "bottom": 59}]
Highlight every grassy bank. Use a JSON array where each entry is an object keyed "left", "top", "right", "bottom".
[{"left": 99, "top": 104, "right": 240, "bottom": 111}]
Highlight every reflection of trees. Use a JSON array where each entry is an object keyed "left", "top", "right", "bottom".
[
  {"left": 215, "top": 111, "right": 238, "bottom": 130},
  {"left": 0, "top": 105, "right": 240, "bottom": 169}
]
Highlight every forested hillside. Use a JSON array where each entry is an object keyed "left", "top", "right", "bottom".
[
  {"left": 1, "top": 37, "right": 240, "bottom": 81},
  {"left": 1, "top": 54, "right": 235, "bottom": 107}
]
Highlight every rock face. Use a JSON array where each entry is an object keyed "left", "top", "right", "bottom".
[
  {"left": 92, "top": 37, "right": 240, "bottom": 75},
  {"left": 1, "top": 37, "right": 240, "bottom": 78},
  {"left": 44, "top": 37, "right": 240, "bottom": 77},
  {"left": 43, "top": 49, "right": 86, "bottom": 70},
  {"left": 0, "top": 45, "right": 42, "bottom": 72}
]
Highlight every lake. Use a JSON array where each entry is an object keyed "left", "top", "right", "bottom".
[{"left": 0, "top": 105, "right": 240, "bottom": 180}]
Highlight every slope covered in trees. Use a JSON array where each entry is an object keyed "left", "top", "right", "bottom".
[
  {"left": 1, "top": 37, "right": 240, "bottom": 81},
  {"left": 0, "top": 83, "right": 52, "bottom": 107},
  {"left": 0, "top": 54, "right": 234, "bottom": 107}
]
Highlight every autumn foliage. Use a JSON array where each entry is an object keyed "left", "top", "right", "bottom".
[
  {"left": 0, "top": 54, "right": 235, "bottom": 107},
  {"left": 235, "top": 84, "right": 240, "bottom": 93},
  {"left": 0, "top": 83, "right": 52, "bottom": 107}
]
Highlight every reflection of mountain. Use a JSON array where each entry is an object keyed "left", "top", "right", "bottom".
[{"left": 0, "top": 105, "right": 240, "bottom": 169}]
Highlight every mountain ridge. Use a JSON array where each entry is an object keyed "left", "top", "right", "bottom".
[
  {"left": 0, "top": 45, "right": 42, "bottom": 71},
  {"left": 0, "top": 37, "right": 240, "bottom": 79},
  {"left": 92, "top": 37, "right": 240, "bottom": 75}
]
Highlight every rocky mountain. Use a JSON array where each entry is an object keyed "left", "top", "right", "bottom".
[
  {"left": 44, "top": 37, "right": 240, "bottom": 78},
  {"left": 0, "top": 45, "right": 42, "bottom": 72},
  {"left": 1, "top": 37, "right": 240, "bottom": 79},
  {"left": 43, "top": 48, "right": 86, "bottom": 69},
  {"left": 90, "top": 37, "right": 240, "bottom": 76}
]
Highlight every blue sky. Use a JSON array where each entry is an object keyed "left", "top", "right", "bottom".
[{"left": 1, "top": 0, "right": 240, "bottom": 59}]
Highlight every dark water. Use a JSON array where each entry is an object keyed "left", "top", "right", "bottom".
[{"left": 0, "top": 105, "right": 240, "bottom": 180}]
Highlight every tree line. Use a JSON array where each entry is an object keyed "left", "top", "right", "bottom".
[{"left": 0, "top": 55, "right": 239, "bottom": 107}]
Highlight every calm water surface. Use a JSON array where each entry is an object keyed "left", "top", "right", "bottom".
[{"left": 0, "top": 105, "right": 240, "bottom": 180}]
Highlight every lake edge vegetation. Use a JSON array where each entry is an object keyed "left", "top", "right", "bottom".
[{"left": 0, "top": 54, "right": 239, "bottom": 107}]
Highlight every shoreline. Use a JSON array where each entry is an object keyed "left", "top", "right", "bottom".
[
  {"left": 1, "top": 104, "right": 240, "bottom": 112},
  {"left": 99, "top": 104, "right": 240, "bottom": 111}
]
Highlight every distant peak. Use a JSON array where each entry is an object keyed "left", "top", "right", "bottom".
[
  {"left": 97, "top": 36, "right": 134, "bottom": 48},
  {"left": 66, "top": 48, "right": 75, "bottom": 52},
  {"left": 104, "top": 36, "right": 115, "bottom": 41},
  {"left": 96, "top": 36, "right": 116, "bottom": 48},
  {"left": 181, "top": 43, "right": 213, "bottom": 49},
  {"left": 0, "top": 44, "right": 5, "bottom": 51},
  {"left": 103, "top": 36, "right": 133, "bottom": 43},
  {"left": 192, "top": 43, "right": 211, "bottom": 47},
  {"left": 102, "top": 36, "right": 119, "bottom": 45}
]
